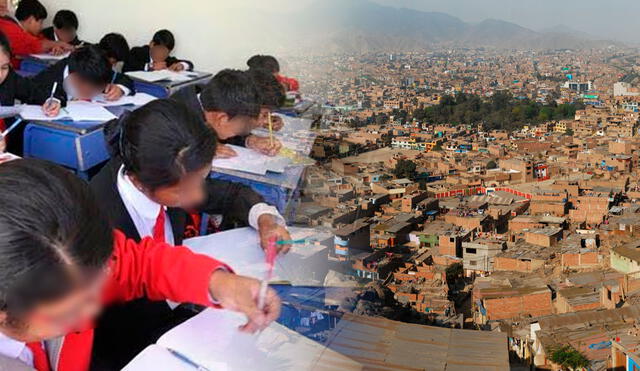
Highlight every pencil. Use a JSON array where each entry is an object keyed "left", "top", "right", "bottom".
[{"left": 268, "top": 113, "right": 274, "bottom": 146}]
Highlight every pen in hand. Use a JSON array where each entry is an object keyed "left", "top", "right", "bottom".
[{"left": 258, "top": 237, "right": 278, "bottom": 311}]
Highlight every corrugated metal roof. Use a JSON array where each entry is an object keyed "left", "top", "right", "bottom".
[{"left": 326, "top": 314, "right": 509, "bottom": 370}]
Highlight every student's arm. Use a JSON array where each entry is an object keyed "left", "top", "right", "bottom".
[
  {"left": 166, "top": 56, "right": 194, "bottom": 71},
  {"left": 10, "top": 28, "right": 45, "bottom": 56},
  {"left": 222, "top": 135, "right": 250, "bottom": 148},
  {"left": 30, "top": 63, "right": 68, "bottom": 106},
  {"left": 114, "top": 73, "right": 136, "bottom": 96},
  {"left": 103, "top": 229, "right": 232, "bottom": 305},
  {"left": 199, "top": 178, "right": 266, "bottom": 225}
]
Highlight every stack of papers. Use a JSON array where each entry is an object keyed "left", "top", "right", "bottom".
[
  {"left": 18, "top": 101, "right": 117, "bottom": 122},
  {"left": 212, "top": 144, "right": 292, "bottom": 175},
  {"left": 93, "top": 92, "right": 157, "bottom": 107},
  {"left": 126, "top": 70, "right": 199, "bottom": 83}
]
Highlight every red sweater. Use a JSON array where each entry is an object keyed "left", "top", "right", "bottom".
[
  {"left": 0, "top": 18, "right": 43, "bottom": 68},
  {"left": 52, "top": 229, "right": 229, "bottom": 371},
  {"left": 276, "top": 74, "right": 300, "bottom": 92}
]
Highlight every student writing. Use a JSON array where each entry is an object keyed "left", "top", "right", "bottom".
[
  {"left": 40, "top": 9, "right": 82, "bottom": 46},
  {"left": 89, "top": 99, "right": 291, "bottom": 368},
  {"left": 32, "top": 45, "right": 135, "bottom": 115},
  {"left": 0, "top": 0, "right": 73, "bottom": 68},
  {"left": 124, "top": 29, "right": 193, "bottom": 72},
  {"left": 0, "top": 159, "right": 281, "bottom": 371},
  {"left": 171, "top": 69, "right": 282, "bottom": 158},
  {"left": 97, "top": 33, "right": 135, "bottom": 94}
]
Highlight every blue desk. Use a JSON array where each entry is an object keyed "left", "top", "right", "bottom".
[
  {"left": 19, "top": 56, "right": 57, "bottom": 76},
  {"left": 128, "top": 71, "right": 213, "bottom": 98},
  {"left": 22, "top": 106, "right": 130, "bottom": 179},
  {"left": 211, "top": 165, "right": 307, "bottom": 217}
]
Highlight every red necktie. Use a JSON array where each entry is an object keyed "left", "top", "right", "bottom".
[
  {"left": 153, "top": 207, "right": 166, "bottom": 243},
  {"left": 26, "top": 342, "right": 50, "bottom": 371}
]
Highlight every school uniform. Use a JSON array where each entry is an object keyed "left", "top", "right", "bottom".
[
  {"left": 0, "top": 229, "right": 231, "bottom": 371},
  {"left": 40, "top": 26, "right": 82, "bottom": 46},
  {"left": 31, "top": 59, "right": 135, "bottom": 106},
  {"left": 170, "top": 85, "right": 249, "bottom": 147},
  {"left": 123, "top": 45, "right": 194, "bottom": 72},
  {"left": 1, "top": 69, "right": 58, "bottom": 155},
  {"left": 88, "top": 158, "right": 283, "bottom": 369},
  {"left": 0, "top": 16, "right": 44, "bottom": 68}
]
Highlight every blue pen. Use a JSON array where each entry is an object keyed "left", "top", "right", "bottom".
[
  {"left": 0, "top": 118, "right": 22, "bottom": 138},
  {"left": 111, "top": 71, "right": 118, "bottom": 85},
  {"left": 167, "top": 348, "right": 210, "bottom": 371}
]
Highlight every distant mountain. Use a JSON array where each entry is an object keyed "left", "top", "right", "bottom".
[{"left": 279, "top": 0, "right": 619, "bottom": 53}]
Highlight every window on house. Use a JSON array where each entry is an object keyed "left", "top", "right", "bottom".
[
  {"left": 470, "top": 260, "right": 477, "bottom": 266},
  {"left": 607, "top": 289, "right": 612, "bottom": 300},
  {"left": 449, "top": 237, "right": 455, "bottom": 243},
  {"left": 466, "top": 248, "right": 477, "bottom": 254}
]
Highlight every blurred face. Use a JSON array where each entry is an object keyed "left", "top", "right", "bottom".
[
  {"left": 204, "top": 111, "right": 257, "bottom": 140},
  {"left": 149, "top": 42, "right": 170, "bottom": 63},
  {"left": 67, "top": 74, "right": 105, "bottom": 100},
  {"left": 132, "top": 165, "right": 211, "bottom": 209},
  {"left": 22, "top": 16, "right": 44, "bottom": 36},
  {"left": 0, "top": 268, "right": 109, "bottom": 342},
  {"left": 54, "top": 27, "right": 77, "bottom": 44},
  {"left": 0, "top": 49, "right": 11, "bottom": 85}
]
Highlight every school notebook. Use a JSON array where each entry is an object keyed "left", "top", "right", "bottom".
[
  {"left": 18, "top": 102, "right": 117, "bottom": 122},
  {"left": 123, "top": 308, "right": 362, "bottom": 371},
  {"left": 92, "top": 92, "right": 157, "bottom": 107},
  {"left": 212, "top": 144, "right": 292, "bottom": 175}
]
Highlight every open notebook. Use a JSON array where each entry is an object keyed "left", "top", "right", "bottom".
[
  {"left": 29, "top": 52, "right": 70, "bottom": 61},
  {"left": 18, "top": 102, "right": 117, "bottom": 122},
  {"left": 92, "top": 92, "right": 157, "bottom": 107},
  {"left": 123, "top": 308, "right": 362, "bottom": 371},
  {"left": 212, "top": 144, "right": 292, "bottom": 175}
]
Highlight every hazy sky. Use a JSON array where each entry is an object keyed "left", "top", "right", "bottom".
[{"left": 372, "top": 0, "right": 640, "bottom": 42}]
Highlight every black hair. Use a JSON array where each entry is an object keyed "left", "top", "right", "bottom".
[
  {"left": 248, "top": 68, "right": 286, "bottom": 109},
  {"left": 0, "top": 159, "right": 113, "bottom": 324},
  {"left": 0, "top": 31, "right": 12, "bottom": 58},
  {"left": 68, "top": 45, "right": 112, "bottom": 86},
  {"left": 53, "top": 10, "right": 78, "bottom": 31},
  {"left": 200, "top": 69, "right": 261, "bottom": 118},
  {"left": 15, "top": 0, "right": 48, "bottom": 22},
  {"left": 105, "top": 99, "right": 217, "bottom": 191},
  {"left": 247, "top": 55, "right": 280, "bottom": 74},
  {"left": 151, "top": 29, "right": 175, "bottom": 51},
  {"left": 99, "top": 33, "right": 130, "bottom": 63}
]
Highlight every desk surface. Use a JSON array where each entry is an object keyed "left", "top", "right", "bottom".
[
  {"left": 25, "top": 105, "right": 133, "bottom": 134},
  {"left": 127, "top": 70, "right": 213, "bottom": 89}
]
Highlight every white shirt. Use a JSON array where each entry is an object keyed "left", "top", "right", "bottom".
[
  {"left": 117, "top": 166, "right": 175, "bottom": 244},
  {"left": 0, "top": 332, "right": 33, "bottom": 367},
  {"left": 116, "top": 165, "right": 285, "bottom": 241}
]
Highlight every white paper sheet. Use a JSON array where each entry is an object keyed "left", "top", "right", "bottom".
[
  {"left": 212, "top": 144, "right": 292, "bottom": 175},
  {"left": 29, "top": 52, "right": 70, "bottom": 61},
  {"left": 92, "top": 92, "right": 157, "bottom": 107},
  {"left": 19, "top": 101, "right": 117, "bottom": 122},
  {"left": 126, "top": 70, "right": 198, "bottom": 83}
]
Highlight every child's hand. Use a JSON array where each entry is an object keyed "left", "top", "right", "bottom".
[
  {"left": 168, "top": 63, "right": 185, "bottom": 72},
  {"left": 104, "top": 84, "right": 124, "bottom": 101},
  {"left": 258, "top": 214, "right": 291, "bottom": 254},
  {"left": 208, "top": 270, "right": 282, "bottom": 334},
  {"left": 246, "top": 135, "right": 282, "bottom": 157},
  {"left": 215, "top": 144, "right": 238, "bottom": 159},
  {"left": 42, "top": 99, "right": 61, "bottom": 117}
]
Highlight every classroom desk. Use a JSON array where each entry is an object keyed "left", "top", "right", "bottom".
[
  {"left": 18, "top": 56, "right": 58, "bottom": 76},
  {"left": 211, "top": 113, "right": 317, "bottom": 218},
  {"left": 128, "top": 71, "right": 213, "bottom": 98},
  {"left": 22, "top": 105, "right": 131, "bottom": 179}
]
